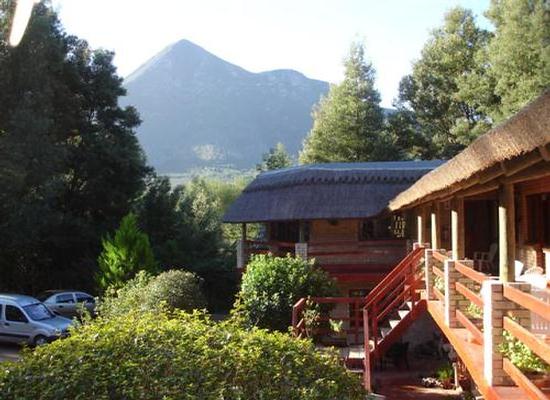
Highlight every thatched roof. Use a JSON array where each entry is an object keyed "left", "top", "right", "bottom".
[
  {"left": 223, "top": 161, "right": 443, "bottom": 223},
  {"left": 389, "top": 90, "right": 550, "bottom": 211}
]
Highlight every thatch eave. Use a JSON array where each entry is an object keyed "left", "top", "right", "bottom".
[{"left": 389, "top": 90, "right": 550, "bottom": 211}]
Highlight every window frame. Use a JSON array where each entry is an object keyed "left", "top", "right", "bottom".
[
  {"left": 358, "top": 214, "right": 407, "bottom": 241},
  {"left": 75, "top": 293, "right": 94, "bottom": 304},
  {"left": 522, "top": 192, "right": 550, "bottom": 247},
  {"left": 56, "top": 293, "right": 76, "bottom": 304},
  {"left": 5, "top": 305, "right": 28, "bottom": 323}
]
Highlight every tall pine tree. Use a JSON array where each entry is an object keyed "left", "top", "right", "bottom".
[
  {"left": 458, "top": 0, "right": 550, "bottom": 123},
  {"left": 397, "top": 7, "right": 491, "bottom": 159},
  {"left": 300, "top": 42, "right": 393, "bottom": 164}
]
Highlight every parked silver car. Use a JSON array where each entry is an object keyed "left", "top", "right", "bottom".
[
  {"left": 0, "top": 294, "right": 73, "bottom": 346},
  {"left": 37, "top": 290, "right": 96, "bottom": 318}
]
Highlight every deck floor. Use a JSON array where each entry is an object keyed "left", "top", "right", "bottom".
[{"left": 427, "top": 300, "right": 548, "bottom": 400}]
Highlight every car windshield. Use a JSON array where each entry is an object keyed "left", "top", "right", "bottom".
[{"left": 23, "top": 303, "right": 54, "bottom": 321}]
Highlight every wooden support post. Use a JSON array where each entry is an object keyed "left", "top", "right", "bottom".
[
  {"left": 241, "top": 223, "right": 247, "bottom": 241},
  {"left": 451, "top": 197, "right": 465, "bottom": 260},
  {"left": 237, "top": 223, "right": 248, "bottom": 270},
  {"left": 296, "top": 221, "right": 308, "bottom": 259},
  {"left": 417, "top": 209, "right": 424, "bottom": 245},
  {"left": 431, "top": 203, "right": 440, "bottom": 250},
  {"left": 422, "top": 206, "right": 430, "bottom": 249},
  {"left": 498, "top": 183, "right": 516, "bottom": 282}
]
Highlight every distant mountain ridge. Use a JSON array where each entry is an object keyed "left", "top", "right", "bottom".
[{"left": 123, "top": 39, "right": 330, "bottom": 172}]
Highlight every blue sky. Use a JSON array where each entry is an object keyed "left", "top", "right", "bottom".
[{"left": 52, "top": 0, "right": 491, "bottom": 107}]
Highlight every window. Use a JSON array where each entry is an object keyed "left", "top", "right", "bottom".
[
  {"left": 5, "top": 305, "right": 28, "bottom": 323},
  {"left": 76, "top": 294, "right": 94, "bottom": 303},
  {"left": 360, "top": 215, "right": 406, "bottom": 241},
  {"left": 270, "top": 221, "right": 301, "bottom": 242},
  {"left": 56, "top": 294, "right": 75, "bottom": 304},
  {"left": 525, "top": 193, "right": 550, "bottom": 246}
]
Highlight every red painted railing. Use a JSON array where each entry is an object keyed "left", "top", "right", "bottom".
[
  {"left": 291, "top": 245, "right": 427, "bottom": 392},
  {"left": 244, "top": 239, "right": 407, "bottom": 260},
  {"left": 361, "top": 246, "right": 425, "bottom": 389},
  {"left": 428, "top": 249, "right": 550, "bottom": 398},
  {"left": 502, "top": 285, "right": 550, "bottom": 399},
  {"left": 364, "top": 247, "right": 424, "bottom": 358}
]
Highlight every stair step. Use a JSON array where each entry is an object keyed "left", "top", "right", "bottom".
[
  {"left": 379, "top": 327, "right": 391, "bottom": 338},
  {"left": 347, "top": 368, "right": 364, "bottom": 374},
  {"left": 389, "top": 319, "right": 401, "bottom": 329},
  {"left": 397, "top": 309, "right": 410, "bottom": 319}
]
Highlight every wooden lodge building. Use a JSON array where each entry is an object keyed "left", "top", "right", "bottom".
[
  {"left": 225, "top": 90, "right": 550, "bottom": 399},
  {"left": 223, "top": 160, "right": 443, "bottom": 294}
]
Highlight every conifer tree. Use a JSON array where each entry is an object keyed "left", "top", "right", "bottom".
[
  {"left": 300, "top": 42, "right": 392, "bottom": 164},
  {"left": 459, "top": 0, "right": 550, "bottom": 123},
  {"left": 97, "top": 213, "right": 157, "bottom": 290},
  {"left": 397, "top": 7, "right": 491, "bottom": 159},
  {"left": 257, "top": 142, "right": 293, "bottom": 171}
]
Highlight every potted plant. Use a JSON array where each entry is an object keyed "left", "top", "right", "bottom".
[
  {"left": 436, "top": 364, "right": 455, "bottom": 389},
  {"left": 324, "top": 319, "right": 348, "bottom": 347},
  {"left": 319, "top": 318, "right": 348, "bottom": 347}
]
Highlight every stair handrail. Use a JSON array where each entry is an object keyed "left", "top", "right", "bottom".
[
  {"left": 363, "top": 246, "right": 424, "bottom": 310},
  {"left": 363, "top": 245, "right": 425, "bottom": 359}
]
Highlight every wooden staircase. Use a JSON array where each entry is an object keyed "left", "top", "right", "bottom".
[
  {"left": 362, "top": 245, "right": 426, "bottom": 390},
  {"left": 291, "top": 246, "right": 427, "bottom": 389}
]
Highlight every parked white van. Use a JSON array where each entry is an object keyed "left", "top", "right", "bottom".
[{"left": 0, "top": 294, "right": 73, "bottom": 346}]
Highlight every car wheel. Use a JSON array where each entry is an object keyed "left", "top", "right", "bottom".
[{"left": 33, "top": 335, "right": 47, "bottom": 347}]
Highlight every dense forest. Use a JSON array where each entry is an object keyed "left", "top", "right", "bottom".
[{"left": 0, "top": 0, "right": 548, "bottom": 311}]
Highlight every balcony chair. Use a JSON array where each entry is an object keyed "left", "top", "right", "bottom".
[{"left": 473, "top": 243, "right": 498, "bottom": 273}]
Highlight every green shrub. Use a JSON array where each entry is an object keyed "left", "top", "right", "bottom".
[
  {"left": 500, "top": 329, "right": 550, "bottom": 373},
  {"left": 0, "top": 311, "right": 366, "bottom": 400},
  {"left": 144, "top": 269, "right": 206, "bottom": 311},
  {"left": 98, "top": 269, "right": 205, "bottom": 319},
  {"left": 236, "top": 254, "right": 339, "bottom": 331},
  {"left": 434, "top": 275, "right": 445, "bottom": 293},
  {"left": 465, "top": 303, "right": 482, "bottom": 320}
]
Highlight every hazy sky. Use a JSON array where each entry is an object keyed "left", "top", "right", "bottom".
[{"left": 51, "top": 0, "right": 491, "bottom": 107}]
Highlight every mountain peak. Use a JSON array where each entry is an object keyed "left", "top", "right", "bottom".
[
  {"left": 125, "top": 39, "right": 247, "bottom": 84},
  {"left": 123, "top": 41, "right": 330, "bottom": 172}
]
